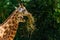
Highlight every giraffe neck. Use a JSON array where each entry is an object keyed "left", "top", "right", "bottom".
[
  {"left": 3, "top": 19, "right": 18, "bottom": 40},
  {"left": 0, "top": 10, "right": 24, "bottom": 40}
]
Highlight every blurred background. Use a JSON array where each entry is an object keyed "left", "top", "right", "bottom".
[{"left": 0, "top": 0, "right": 60, "bottom": 40}]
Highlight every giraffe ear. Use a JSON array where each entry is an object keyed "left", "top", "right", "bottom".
[
  {"left": 19, "top": 3, "right": 25, "bottom": 8},
  {"left": 18, "top": 3, "right": 21, "bottom": 7},
  {"left": 14, "top": 6, "right": 18, "bottom": 9}
]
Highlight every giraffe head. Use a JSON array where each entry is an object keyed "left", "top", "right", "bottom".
[
  {"left": 14, "top": 4, "right": 26, "bottom": 23},
  {"left": 16, "top": 12, "right": 25, "bottom": 23},
  {"left": 14, "top": 3, "right": 30, "bottom": 23}
]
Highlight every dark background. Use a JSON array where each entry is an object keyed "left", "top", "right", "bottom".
[{"left": 0, "top": 0, "right": 60, "bottom": 40}]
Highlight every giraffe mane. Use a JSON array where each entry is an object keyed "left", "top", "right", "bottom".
[{"left": 0, "top": 10, "right": 17, "bottom": 26}]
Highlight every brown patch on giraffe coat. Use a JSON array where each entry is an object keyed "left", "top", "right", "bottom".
[
  {"left": 7, "top": 31, "right": 16, "bottom": 40},
  {"left": 8, "top": 21, "right": 12, "bottom": 24},
  {"left": 4, "top": 26, "right": 8, "bottom": 29},
  {"left": 3, "top": 30, "right": 11, "bottom": 40},
  {"left": 7, "top": 37, "right": 13, "bottom": 40},
  {"left": 12, "top": 17, "right": 15, "bottom": 19},
  {"left": 4, "top": 27, "right": 7, "bottom": 29},
  {"left": 10, "top": 31, "right": 16, "bottom": 35},
  {"left": 3, "top": 28, "right": 16, "bottom": 40},
  {"left": 0, "top": 37, "right": 3, "bottom": 40},
  {"left": 9, "top": 24, "right": 18, "bottom": 31},
  {"left": 9, "top": 36, "right": 14, "bottom": 39}
]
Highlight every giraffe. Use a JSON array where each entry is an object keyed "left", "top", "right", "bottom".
[{"left": 0, "top": 4, "right": 35, "bottom": 40}]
